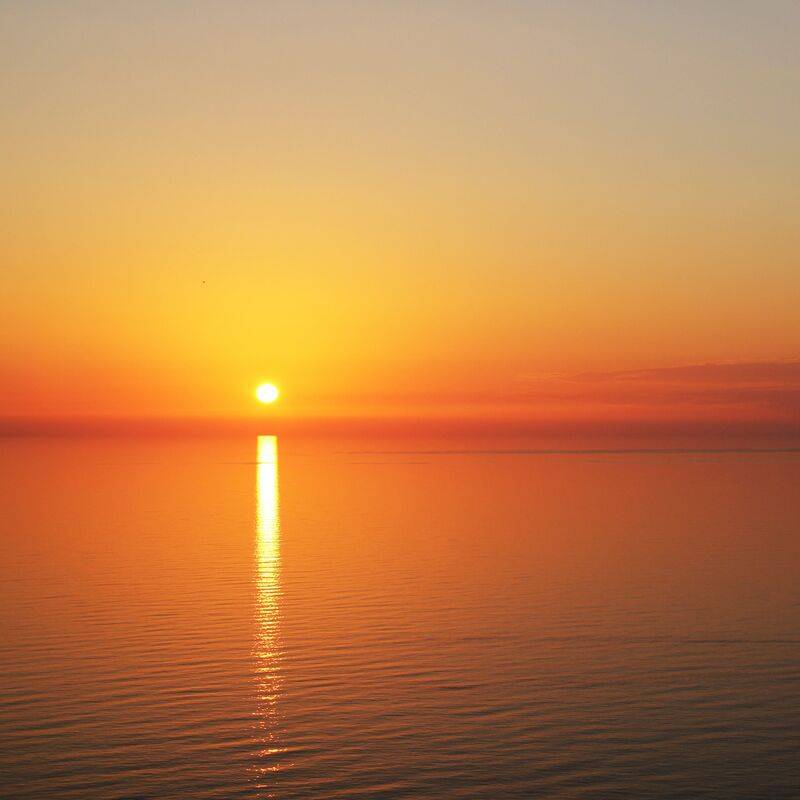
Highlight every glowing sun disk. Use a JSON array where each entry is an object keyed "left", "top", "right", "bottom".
[{"left": 256, "top": 383, "right": 279, "bottom": 404}]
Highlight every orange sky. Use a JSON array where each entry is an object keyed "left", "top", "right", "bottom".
[{"left": 2, "top": 2, "right": 799, "bottom": 430}]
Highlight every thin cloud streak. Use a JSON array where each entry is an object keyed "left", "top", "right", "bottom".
[{"left": 515, "top": 360, "right": 800, "bottom": 414}]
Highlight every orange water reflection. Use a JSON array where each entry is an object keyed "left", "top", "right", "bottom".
[{"left": 254, "top": 435, "right": 284, "bottom": 778}]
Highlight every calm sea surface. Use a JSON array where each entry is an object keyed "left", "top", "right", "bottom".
[{"left": 1, "top": 435, "right": 799, "bottom": 799}]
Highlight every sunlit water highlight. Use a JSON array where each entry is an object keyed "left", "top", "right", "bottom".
[
  {"left": 1, "top": 435, "right": 799, "bottom": 798},
  {"left": 254, "top": 435, "right": 284, "bottom": 788}
]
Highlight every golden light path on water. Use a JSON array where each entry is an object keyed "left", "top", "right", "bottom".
[{"left": 254, "top": 435, "right": 285, "bottom": 782}]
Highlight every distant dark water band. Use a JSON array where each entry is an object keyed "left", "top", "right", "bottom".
[{"left": 341, "top": 448, "right": 800, "bottom": 455}]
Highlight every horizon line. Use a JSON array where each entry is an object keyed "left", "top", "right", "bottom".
[{"left": 2, "top": 414, "right": 800, "bottom": 439}]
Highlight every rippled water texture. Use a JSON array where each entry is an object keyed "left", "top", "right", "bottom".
[{"left": 1, "top": 435, "right": 799, "bottom": 798}]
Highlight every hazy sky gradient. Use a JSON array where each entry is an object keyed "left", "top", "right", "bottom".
[{"left": 2, "top": 1, "right": 799, "bottom": 421}]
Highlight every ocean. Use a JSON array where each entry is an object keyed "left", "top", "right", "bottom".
[{"left": 1, "top": 434, "right": 799, "bottom": 798}]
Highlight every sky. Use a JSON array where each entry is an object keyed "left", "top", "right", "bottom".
[{"left": 1, "top": 1, "right": 799, "bottom": 429}]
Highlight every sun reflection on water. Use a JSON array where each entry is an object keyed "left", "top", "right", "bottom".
[{"left": 254, "top": 435, "right": 285, "bottom": 780}]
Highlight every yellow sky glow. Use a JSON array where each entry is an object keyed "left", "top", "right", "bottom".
[{"left": 2, "top": 2, "right": 799, "bottom": 427}]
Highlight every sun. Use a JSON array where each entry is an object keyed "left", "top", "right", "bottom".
[{"left": 255, "top": 383, "right": 279, "bottom": 404}]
